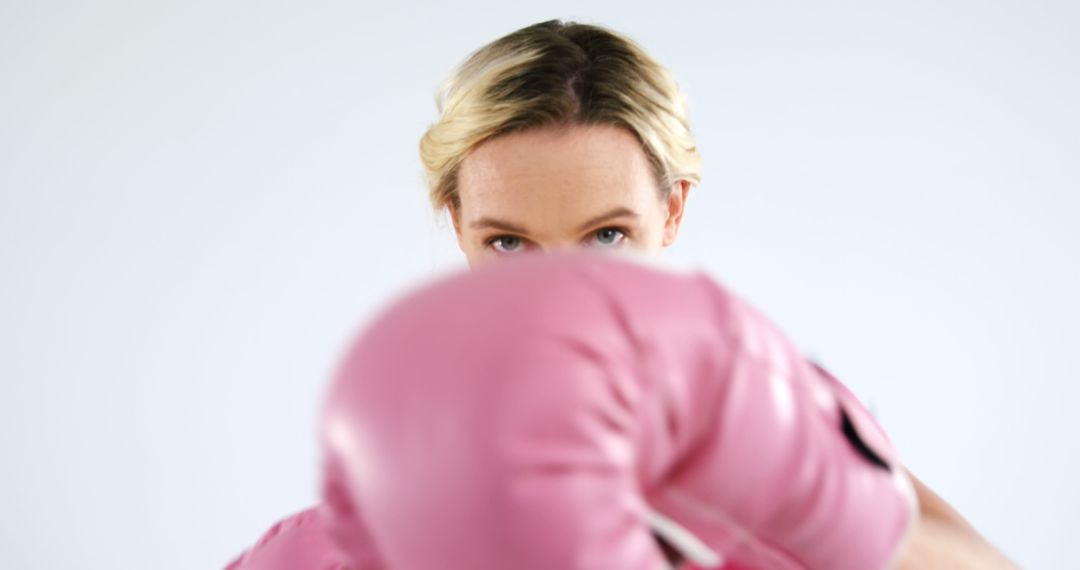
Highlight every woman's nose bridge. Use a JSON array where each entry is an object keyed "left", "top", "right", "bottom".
[{"left": 537, "top": 239, "right": 581, "bottom": 253}]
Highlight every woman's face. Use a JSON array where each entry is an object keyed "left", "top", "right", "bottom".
[{"left": 451, "top": 124, "right": 690, "bottom": 266}]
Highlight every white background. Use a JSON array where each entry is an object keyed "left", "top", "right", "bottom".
[{"left": 1, "top": 1, "right": 1076, "bottom": 568}]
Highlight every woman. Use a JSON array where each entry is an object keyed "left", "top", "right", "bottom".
[{"left": 228, "top": 20, "right": 1011, "bottom": 569}]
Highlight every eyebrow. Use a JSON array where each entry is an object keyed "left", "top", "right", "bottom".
[
  {"left": 468, "top": 217, "right": 530, "bottom": 234},
  {"left": 574, "top": 206, "right": 640, "bottom": 232},
  {"left": 468, "top": 206, "right": 640, "bottom": 235}
]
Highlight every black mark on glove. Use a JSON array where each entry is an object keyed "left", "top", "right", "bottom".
[{"left": 840, "top": 407, "right": 890, "bottom": 472}]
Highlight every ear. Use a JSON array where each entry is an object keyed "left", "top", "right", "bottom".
[
  {"left": 448, "top": 204, "right": 467, "bottom": 252},
  {"left": 662, "top": 180, "right": 691, "bottom": 246}
]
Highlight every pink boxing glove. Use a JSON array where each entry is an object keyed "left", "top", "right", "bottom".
[
  {"left": 318, "top": 252, "right": 917, "bottom": 570},
  {"left": 224, "top": 507, "right": 347, "bottom": 570}
]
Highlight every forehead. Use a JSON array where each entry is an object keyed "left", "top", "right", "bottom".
[{"left": 456, "top": 124, "right": 658, "bottom": 217}]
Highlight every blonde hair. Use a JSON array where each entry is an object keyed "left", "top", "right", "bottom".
[{"left": 419, "top": 20, "right": 701, "bottom": 212}]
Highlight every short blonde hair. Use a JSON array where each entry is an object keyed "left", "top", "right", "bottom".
[{"left": 420, "top": 20, "right": 701, "bottom": 212}]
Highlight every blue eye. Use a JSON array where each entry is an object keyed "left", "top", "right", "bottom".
[
  {"left": 489, "top": 235, "right": 526, "bottom": 254},
  {"left": 591, "top": 227, "right": 626, "bottom": 247}
]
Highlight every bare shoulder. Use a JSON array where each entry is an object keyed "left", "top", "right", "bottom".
[{"left": 892, "top": 471, "right": 1016, "bottom": 569}]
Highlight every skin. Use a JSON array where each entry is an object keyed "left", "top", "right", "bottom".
[
  {"left": 451, "top": 124, "right": 689, "bottom": 265},
  {"left": 896, "top": 471, "right": 1015, "bottom": 569},
  {"left": 449, "top": 123, "right": 1015, "bottom": 568}
]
